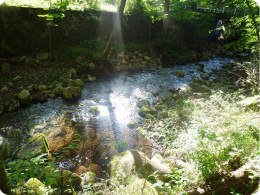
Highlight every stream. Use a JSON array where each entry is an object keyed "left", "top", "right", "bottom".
[{"left": 0, "top": 57, "right": 234, "bottom": 171}]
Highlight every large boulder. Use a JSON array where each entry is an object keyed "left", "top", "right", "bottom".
[
  {"left": 138, "top": 106, "right": 158, "bottom": 118},
  {"left": 144, "top": 154, "right": 171, "bottom": 181},
  {"left": 126, "top": 179, "right": 158, "bottom": 195},
  {"left": 17, "top": 89, "right": 30, "bottom": 101},
  {"left": 110, "top": 150, "right": 149, "bottom": 177},
  {"left": 24, "top": 178, "right": 46, "bottom": 194},
  {"left": 15, "top": 133, "right": 49, "bottom": 159},
  {"left": 1, "top": 62, "right": 10, "bottom": 76},
  {"left": 63, "top": 86, "right": 81, "bottom": 99}
]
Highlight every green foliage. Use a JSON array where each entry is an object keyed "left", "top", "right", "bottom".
[
  {"left": 0, "top": 78, "right": 12, "bottom": 83},
  {"left": 5, "top": 153, "right": 58, "bottom": 190}
]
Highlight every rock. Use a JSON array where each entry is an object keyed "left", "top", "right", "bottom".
[
  {"left": 88, "top": 107, "right": 100, "bottom": 115},
  {"left": 42, "top": 90, "right": 51, "bottom": 95},
  {"left": 54, "top": 86, "right": 63, "bottom": 95},
  {"left": 189, "top": 83, "right": 210, "bottom": 93},
  {"left": 48, "top": 94, "right": 55, "bottom": 98},
  {"left": 201, "top": 73, "right": 210, "bottom": 80},
  {"left": 174, "top": 70, "right": 185, "bottom": 78},
  {"left": 75, "top": 165, "right": 87, "bottom": 175},
  {"left": 110, "top": 150, "right": 149, "bottom": 176},
  {"left": 36, "top": 53, "right": 49, "bottom": 60},
  {"left": 0, "top": 136, "right": 11, "bottom": 160},
  {"left": 54, "top": 170, "right": 81, "bottom": 192},
  {"left": 126, "top": 179, "right": 158, "bottom": 195},
  {"left": 127, "top": 121, "right": 135, "bottom": 129},
  {"left": 75, "top": 54, "right": 86, "bottom": 63},
  {"left": 192, "top": 77, "right": 202, "bottom": 84},
  {"left": 115, "top": 66, "right": 121, "bottom": 71},
  {"left": 26, "top": 85, "right": 33, "bottom": 91},
  {"left": 87, "top": 163, "right": 102, "bottom": 178},
  {"left": 15, "top": 133, "right": 49, "bottom": 159},
  {"left": 89, "top": 63, "right": 95, "bottom": 70},
  {"left": 138, "top": 106, "right": 158, "bottom": 118},
  {"left": 117, "top": 53, "right": 124, "bottom": 59},
  {"left": 25, "top": 178, "right": 46, "bottom": 194},
  {"left": 68, "top": 68, "right": 77, "bottom": 75},
  {"left": 145, "top": 154, "right": 171, "bottom": 181},
  {"left": 1, "top": 86, "right": 8, "bottom": 93},
  {"left": 136, "top": 99, "right": 150, "bottom": 108},
  {"left": 13, "top": 76, "right": 22, "bottom": 81},
  {"left": 74, "top": 79, "right": 83, "bottom": 86},
  {"left": 17, "top": 89, "right": 30, "bottom": 101},
  {"left": 237, "top": 96, "right": 260, "bottom": 111},
  {"left": 144, "top": 56, "right": 151, "bottom": 61},
  {"left": 88, "top": 75, "right": 96, "bottom": 82},
  {"left": 162, "top": 92, "right": 174, "bottom": 101},
  {"left": 63, "top": 86, "right": 81, "bottom": 99},
  {"left": 1, "top": 62, "right": 10, "bottom": 76},
  {"left": 37, "top": 85, "right": 47, "bottom": 92},
  {"left": 158, "top": 111, "right": 168, "bottom": 119},
  {"left": 138, "top": 54, "right": 144, "bottom": 58},
  {"left": 81, "top": 172, "right": 96, "bottom": 185}
]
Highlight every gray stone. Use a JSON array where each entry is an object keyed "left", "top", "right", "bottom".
[
  {"left": 1, "top": 62, "right": 10, "bottom": 76},
  {"left": 1, "top": 86, "right": 8, "bottom": 93},
  {"left": 17, "top": 89, "right": 30, "bottom": 101}
]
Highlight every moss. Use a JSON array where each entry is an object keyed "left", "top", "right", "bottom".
[
  {"left": 26, "top": 178, "right": 46, "bottom": 194},
  {"left": 127, "top": 121, "right": 135, "bottom": 129},
  {"left": 88, "top": 106, "right": 100, "bottom": 115}
]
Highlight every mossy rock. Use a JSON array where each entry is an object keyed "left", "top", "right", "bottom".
[
  {"left": 174, "top": 70, "right": 185, "bottom": 78},
  {"left": 237, "top": 96, "right": 260, "bottom": 112},
  {"left": 25, "top": 178, "right": 46, "bottom": 194},
  {"left": 127, "top": 121, "right": 135, "bottom": 129},
  {"left": 81, "top": 171, "right": 96, "bottom": 185},
  {"left": 138, "top": 106, "right": 158, "bottom": 119},
  {"left": 88, "top": 106, "right": 100, "bottom": 115},
  {"left": 110, "top": 150, "right": 149, "bottom": 177},
  {"left": 126, "top": 179, "right": 158, "bottom": 195},
  {"left": 136, "top": 99, "right": 150, "bottom": 108},
  {"left": 52, "top": 169, "right": 82, "bottom": 192},
  {"left": 15, "top": 133, "right": 49, "bottom": 159}
]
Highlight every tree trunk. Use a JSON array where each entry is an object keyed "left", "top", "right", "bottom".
[
  {"left": 0, "top": 152, "right": 11, "bottom": 195},
  {"left": 162, "top": 0, "right": 170, "bottom": 35},
  {"left": 100, "top": 0, "right": 127, "bottom": 64}
]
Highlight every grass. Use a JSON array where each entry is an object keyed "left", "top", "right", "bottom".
[{"left": 138, "top": 86, "right": 260, "bottom": 194}]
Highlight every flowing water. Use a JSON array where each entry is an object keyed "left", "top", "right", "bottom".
[{"left": 0, "top": 57, "right": 234, "bottom": 170}]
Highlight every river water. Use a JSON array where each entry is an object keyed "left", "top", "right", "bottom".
[{"left": 0, "top": 57, "right": 234, "bottom": 169}]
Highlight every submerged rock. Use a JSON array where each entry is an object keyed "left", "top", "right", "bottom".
[{"left": 174, "top": 70, "right": 185, "bottom": 78}]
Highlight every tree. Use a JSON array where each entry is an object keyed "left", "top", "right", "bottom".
[
  {"left": 0, "top": 152, "right": 11, "bottom": 195},
  {"left": 162, "top": 0, "right": 170, "bottom": 35},
  {"left": 100, "top": 0, "right": 127, "bottom": 64}
]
